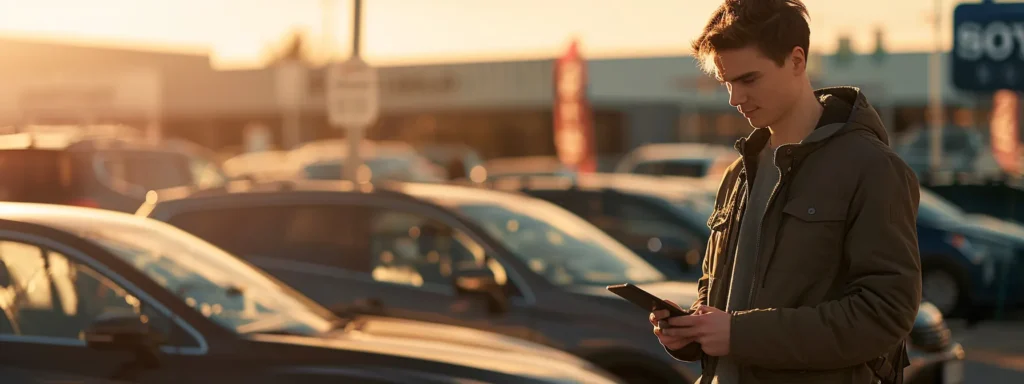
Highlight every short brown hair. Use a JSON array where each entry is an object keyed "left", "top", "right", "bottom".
[{"left": 691, "top": 0, "right": 811, "bottom": 75}]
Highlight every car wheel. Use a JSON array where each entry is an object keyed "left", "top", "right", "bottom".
[{"left": 922, "top": 267, "right": 963, "bottom": 316}]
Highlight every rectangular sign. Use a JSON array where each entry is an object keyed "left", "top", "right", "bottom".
[{"left": 952, "top": 2, "right": 1024, "bottom": 91}]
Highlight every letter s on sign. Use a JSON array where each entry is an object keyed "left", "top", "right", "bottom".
[{"left": 958, "top": 22, "right": 985, "bottom": 61}]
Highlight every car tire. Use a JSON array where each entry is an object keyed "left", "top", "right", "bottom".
[{"left": 921, "top": 259, "right": 969, "bottom": 317}]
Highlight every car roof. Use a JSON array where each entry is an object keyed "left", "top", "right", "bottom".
[
  {"left": 626, "top": 143, "right": 736, "bottom": 163},
  {"left": 483, "top": 173, "right": 712, "bottom": 203},
  {"left": 145, "top": 179, "right": 524, "bottom": 209},
  {"left": 0, "top": 201, "right": 165, "bottom": 233}
]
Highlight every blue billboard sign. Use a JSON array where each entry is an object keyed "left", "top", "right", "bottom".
[{"left": 952, "top": 2, "right": 1024, "bottom": 92}]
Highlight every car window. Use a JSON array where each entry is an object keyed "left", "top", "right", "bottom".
[
  {"left": 165, "top": 205, "right": 371, "bottom": 273},
  {"left": 631, "top": 162, "right": 662, "bottom": 175},
  {"left": 0, "top": 239, "right": 189, "bottom": 345},
  {"left": 97, "top": 151, "right": 193, "bottom": 191},
  {"left": 0, "top": 150, "right": 78, "bottom": 204},
  {"left": 368, "top": 209, "right": 486, "bottom": 289},
  {"left": 658, "top": 160, "right": 710, "bottom": 178}
]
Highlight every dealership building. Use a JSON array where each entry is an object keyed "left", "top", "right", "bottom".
[{"left": 0, "top": 37, "right": 999, "bottom": 160}]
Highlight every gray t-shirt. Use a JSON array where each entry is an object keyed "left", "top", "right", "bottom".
[{"left": 712, "top": 144, "right": 780, "bottom": 384}]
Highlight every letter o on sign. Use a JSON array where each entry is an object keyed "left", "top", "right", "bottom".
[{"left": 985, "top": 21, "right": 1015, "bottom": 61}]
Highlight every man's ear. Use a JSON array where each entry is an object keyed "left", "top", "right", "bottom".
[{"left": 790, "top": 46, "right": 807, "bottom": 76}]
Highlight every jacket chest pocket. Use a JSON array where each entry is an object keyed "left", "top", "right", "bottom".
[
  {"left": 773, "top": 197, "right": 848, "bottom": 275},
  {"left": 705, "top": 207, "right": 733, "bottom": 279}
]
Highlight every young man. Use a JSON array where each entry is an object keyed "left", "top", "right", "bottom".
[{"left": 649, "top": 1, "right": 922, "bottom": 383}]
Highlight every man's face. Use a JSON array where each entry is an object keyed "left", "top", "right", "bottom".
[{"left": 713, "top": 45, "right": 804, "bottom": 129}]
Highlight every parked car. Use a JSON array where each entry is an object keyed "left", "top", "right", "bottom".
[
  {"left": 478, "top": 173, "right": 715, "bottom": 280},
  {"left": 613, "top": 143, "right": 737, "bottom": 182},
  {"left": 0, "top": 203, "right": 619, "bottom": 384},
  {"left": 142, "top": 180, "right": 703, "bottom": 383},
  {"left": 413, "top": 143, "right": 486, "bottom": 181},
  {"left": 481, "top": 156, "right": 575, "bottom": 180},
  {"left": 288, "top": 139, "right": 445, "bottom": 184},
  {"left": 221, "top": 150, "right": 294, "bottom": 182},
  {"left": 0, "top": 129, "right": 229, "bottom": 213},
  {"left": 917, "top": 188, "right": 1024, "bottom": 318}
]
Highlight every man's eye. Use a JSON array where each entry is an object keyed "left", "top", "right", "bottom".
[{"left": 741, "top": 78, "right": 757, "bottom": 85}]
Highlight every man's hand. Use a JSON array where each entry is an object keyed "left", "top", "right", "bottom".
[
  {"left": 662, "top": 305, "right": 731, "bottom": 356},
  {"left": 649, "top": 300, "right": 694, "bottom": 350}
]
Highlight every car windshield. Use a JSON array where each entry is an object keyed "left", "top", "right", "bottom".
[
  {"left": 918, "top": 189, "right": 965, "bottom": 225},
  {"left": 437, "top": 196, "right": 666, "bottom": 286},
  {"left": 31, "top": 213, "right": 336, "bottom": 337}
]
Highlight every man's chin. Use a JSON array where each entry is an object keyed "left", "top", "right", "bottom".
[{"left": 746, "top": 118, "right": 768, "bottom": 129}]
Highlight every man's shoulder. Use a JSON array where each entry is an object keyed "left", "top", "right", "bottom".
[{"left": 827, "top": 132, "right": 918, "bottom": 192}]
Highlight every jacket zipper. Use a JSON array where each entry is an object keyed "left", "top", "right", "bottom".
[{"left": 747, "top": 144, "right": 792, "bottom": 306}]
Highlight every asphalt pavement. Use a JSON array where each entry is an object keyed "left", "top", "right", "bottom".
[{"left": 948, "top": 320, "right": 1024, "bottom": 383}]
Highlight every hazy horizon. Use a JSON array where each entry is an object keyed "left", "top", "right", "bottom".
[{"left": 0, "top": 0, "right": 978, "bottom": 69}]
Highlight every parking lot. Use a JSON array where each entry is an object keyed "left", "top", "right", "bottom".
[{"left": 950, "top": 319, "right": 1024, "bottom": 382}]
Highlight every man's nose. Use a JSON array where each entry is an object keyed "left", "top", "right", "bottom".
[{"left": 728, "top": 87, "right": 746, "bottom": 107}]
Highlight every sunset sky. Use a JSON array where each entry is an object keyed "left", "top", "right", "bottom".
[{"left": 0, "top": 0, "right": 986, "bottom": 68}]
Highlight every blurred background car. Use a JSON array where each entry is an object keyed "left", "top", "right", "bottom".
[
  {"left": 0, "top": 126, "right": 230, "bottom": 213},
  {"left": 0, "top": 203, "right": 621, "bottom": 384},
  {"left": 143, "top": 180, "right": 702, "bottom": 383},
  {"left": 479, "top": 156, "right": 576, "bottom": 180},
  {"left": 288, "top": 139, "right": 446, "bottom": 183},
  {"left": 413, "top": 143, "right": 487, "bottom": 181},
  {"left": 917, "top": 188, "right": 1024, "bottom": 319},
  {"left": 613, "top": 143, "right": 738, "bottom": 183}
]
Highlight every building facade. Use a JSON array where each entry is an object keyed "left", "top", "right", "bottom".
[{"left": 0, "top": 37, "right": 1004, "bottom": 162}]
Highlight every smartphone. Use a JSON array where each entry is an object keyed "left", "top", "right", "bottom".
[{"left": 606, "top": 283, "right": 691, "bottom": 317}]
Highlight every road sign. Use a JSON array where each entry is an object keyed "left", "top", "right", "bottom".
[
  {"left": 952, "top": 2, "right": 1024, "bottom": 91},
  {"left": 990, "top": 90, "right": 1021, "bottom": 175},
  {"left": 325, "top": 57, "right": 379, "bottom": 129}
]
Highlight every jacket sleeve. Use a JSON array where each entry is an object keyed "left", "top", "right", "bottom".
[
  {"left": 728, "top": 152, "right": 922, "bottom": 370},
  {"left": 663, "top": 236, "right": 712, "bottom": 361}
]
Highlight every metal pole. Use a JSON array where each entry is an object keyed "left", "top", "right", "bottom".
[
  {"left": 344, "top": 0, "right": 364, "bottom": 182},
  {"left": 927, "top": 0, "right": 944, "bottom": 177},
  {"left": 352, "top": 0, "right": 362, "bottom": 58}
]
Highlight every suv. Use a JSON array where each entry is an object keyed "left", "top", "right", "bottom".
[
  {"left": 141, "top": 180, "right": 701, "bottom": 384},
  {"left": 0, "top": 130, "right": 228, "bottom": 212}
]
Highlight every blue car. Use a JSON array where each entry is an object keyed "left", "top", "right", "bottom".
[{"left": 918, "top": 188, "right": 1024, "bottom": 317}]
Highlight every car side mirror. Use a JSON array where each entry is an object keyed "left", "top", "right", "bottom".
[
  {"left": 84, "top": 308, "right": 163, "bottom": 354},
  {"left": 454, "top": 267, "right": 508, "bottom": 314}
]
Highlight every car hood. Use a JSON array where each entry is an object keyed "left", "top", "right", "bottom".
[
  {"left": 249, "top": 317, "right": 619, "bottom": 384},
  {"left": 958, "top": 214, "right": 1024, "bottom": 247}
]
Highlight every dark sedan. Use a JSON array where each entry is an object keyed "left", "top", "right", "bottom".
[
  {"left": 142, "top": 180, "right": 703, "bottom": 383},
  {"left": 0, "top": 203, "right": 619, "bottom": 384}
]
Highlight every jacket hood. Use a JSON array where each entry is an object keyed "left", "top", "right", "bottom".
[
  {"left": 735, "top": 86, "right": 889, "bottom": 157},
  {"left": 812, "top": 86, "right": 889, "bottom": 146}
]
